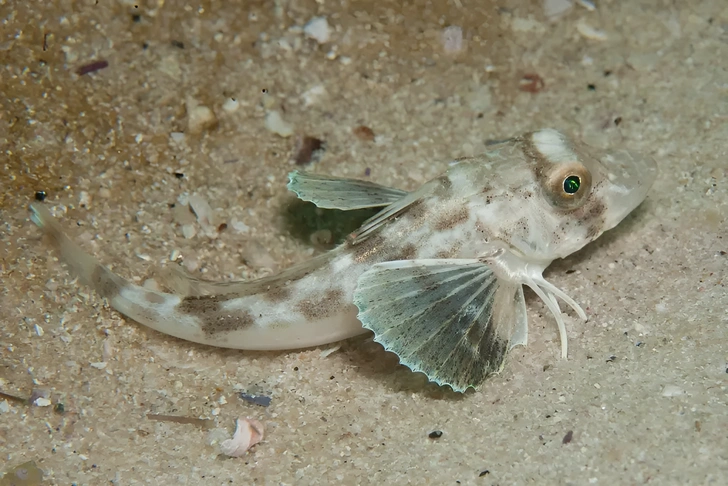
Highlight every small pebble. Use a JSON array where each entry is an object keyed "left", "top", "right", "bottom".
[
  {"left": 543, "top": 0, "right": 573, "bottom": 20},
  {"left": 293, "top": 135, "right": 325, "bottom": 166},
  {"left": 441, "top": 26, "right": 464, "bottom": 54},
  {"left": 661, "top": 385, "right": 684, "bottom": 397},
  {"left": 428, "top": 430, "right": 443, "bottom": 439},
  {"left": 187, "top": 105, "right": 218, "bottom": 134},
  {"left": 79, "top": 190, "right": 91, "bottom": 207},
  {"left": 576, "top": 20, "right": 608, "bottom": 41},
  {"left": 353, "top": 125, "right": 375, "bottom": 142},
  {"left": 34, "top": 397, "right": 51, "bottom": 407},
  {"left": 239, "top": 392, "right": 272, "bottom": 408},
  {"left": 301, "top": 85, "right": 326, "bottom": 106},
  {"left": 222, "top": 97, "right": 240, "bottom": 113},
  {"left": 170, "top": 132, "right": 186, "bottom": 143},
  {"left": 0, "top": 400, "right": 9, "bottom": 413},
  {"left": 265, "top": 110, "right": 294, "bottom": 138},
  {"left": 304, "top": 16, "right": 331, "bottom": 44}
]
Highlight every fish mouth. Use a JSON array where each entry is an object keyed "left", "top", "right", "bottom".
[{"left": 597, "top": 148, "right": 658, "bottom": 230}]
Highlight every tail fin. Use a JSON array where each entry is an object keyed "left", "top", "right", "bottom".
[{"left": 29, "top": 204, "right": 201, "bottom": 342}]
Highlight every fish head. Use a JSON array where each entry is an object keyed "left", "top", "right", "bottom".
[{"left": 523, "top": 128, "right": 658, "bottom": 260}]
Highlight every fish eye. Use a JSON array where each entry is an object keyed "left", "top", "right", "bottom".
[
  {"left": 563, "top": 175, "right": 581, "bottom": 195},
  {"left": 544, "top": 163, "right": 592, "bottom": 209}
]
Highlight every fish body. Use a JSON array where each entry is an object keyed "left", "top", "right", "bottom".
[{"left": 31, "top": 129, "right": 657, "bottom": 391}]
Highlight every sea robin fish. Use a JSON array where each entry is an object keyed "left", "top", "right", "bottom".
[{"left": 30, "top": 129, "right": 657, "bottom": 392}]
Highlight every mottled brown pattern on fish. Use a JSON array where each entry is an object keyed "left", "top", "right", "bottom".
[
  {"left": 433, "top": 174, "right": 454, "bottom": 197},
  {"left": 433, "top": 206, "right": 470, "bottom": 231},
  {"left": 435, "top": 242, "right": 462, "bottom": 259},
  {"left": 521, "top": 132, "right": 552, "bottom": 181},
  {"left": 402, "top": 199, "right": 428, "bottom": 222},
  {"left": 389, "top": 243, "right": 417, "bottom": 262},
  {"left": 480, "top": 184, "right": 494, "bottom": 195},
  {"left": 263, "top": 284, "right": 292, "bottom": 303},
  {"left": 178, "top": 295, "right": 255, "bottom": 335},
  {"left": 91, "top": 265, "right": 123, "bottom": 299},
  {"left": 351, "top": 234, "right": 387, "bottom": 263},
  {"left": 296, "top": 289, "right": 344, "bottom": 320},
  {"left": 577, "top": 196, "right": 607, "bottom": 240}
]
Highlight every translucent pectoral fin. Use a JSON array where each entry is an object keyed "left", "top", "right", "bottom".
[
  {"left": 353, "top": 259, "right": 526, "bottom": 392},
  {"left": 287, "top": 170, "right": 407, "bottom": 210}
]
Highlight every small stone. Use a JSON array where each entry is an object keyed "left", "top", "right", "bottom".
[
  {"left": 34, "top": 397, "right": 52, "bottom": 407},
  {"left": 0, "top": 400, "right": 9, "bottom": 413},
  {"left": 428, "top": 430, "right": 443, "bottom": 439},
  {"left": 544, "top": 0, "right": 573, "bottom": 20},
  {"left": 265, "top": 110, "right": 294, "bottom": 137},
  {"left": 576, "top": 20, "right": 608, "bottom": 41},
  {"left": 661, "top": 385, "right": 685, "bottom": 397},
  {"left": 181, "top": 224, "right": 197, "bottom": 239},
  {"left": 304, "top": 17, "right": 331, "bottom": 44},
  {"left": 222, "top": 97, "right": 240, "bottom": 113},
  {"left": 187, "top": 105, "right": 218, "bottom": 134},
  {"left": 78, "top": 190, "right": 91, "bottom": 207},
  {"left": 90, "top": 362, "right": 107, "bottom": 369},
  {"left": 170, "top": 131, "right": 186, "bottom": 143},
  {"left": 441, "top": 26, "right": 464, "bottom": 54},
  {"left": 352, "top": 125, "right": 375, "bottom": 142},
  {"left": 292, "top": 135, "right": 325, "bottom": 166}
]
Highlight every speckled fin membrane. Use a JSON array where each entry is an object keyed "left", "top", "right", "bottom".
[
  {"left": 353, "top": 259, "right": 527, "bottom": 392},
  {"left": 287, "top": 170, "right": 407, "bottom": 210}
]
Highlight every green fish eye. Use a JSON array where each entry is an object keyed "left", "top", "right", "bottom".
[{"left": 563, "top": 175, "right": 581, "bottom": 194}]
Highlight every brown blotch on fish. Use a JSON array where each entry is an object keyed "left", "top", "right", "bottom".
[
  {"left": 433, "top": 206, "right": 470, "bottom": 231},
  {"left": 435, "top": 242, "right": 462, "bottom": 259},
  {"left": 480, "top": 184, "right": 494, "bottom": 195},
  {"left": 90, "top": 265, "right": 123, "bottom": 299},
  {"left": 351, "top": 234, "right": 387, "bottom": 263},
  {"left": 389, "top": 243, "right": 417, "bottom": 262},
  {"left": 179, "top": 295, "right": 255, "bottom": 335},
  {"left": 576, "top": 198, "right": 607, "bottom": 239},
  {"left": 434, "top": 175, "right": 453, "bottom": 197},
  {"left": 263, "top": 284, "right": 292, "bottom": 303},
  {"left": 296, "top": 289, "right": 344, "bottom": 320},
  {"left": 402, "top": 199, "right": 428, "bottom": 222}
]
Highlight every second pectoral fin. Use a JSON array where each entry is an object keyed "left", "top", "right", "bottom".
[{"left": 353, "top": 259, "right": 527, "bottom": 392}]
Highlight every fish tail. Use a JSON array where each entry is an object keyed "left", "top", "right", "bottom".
[{"left": 29, "top": 204, "right": 202, "bottom": 342}]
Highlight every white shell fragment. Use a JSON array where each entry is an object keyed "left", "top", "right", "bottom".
[
  {"left": 576, "top": 20, "right": 608, "bottom": 41},
  {"left": 544, "top": 0, "right": 573, "bottom": 21},
  {"left": 220, "top": 417, "right": 264, "bottom": 457},
  {"left": 304, "top": 17, "right": 331, "bottom": 44},
  {"left": 661, "top": 385, "right": 685, "bottom": 397},
  {"left": 187, "top": 105, "right": 218, "bottom": 134},
  {"left": 441, "top": 26, "right": 464, "bottom": 54},
  {"left": 264, "top": 110, "right": 294, "bottom": 138}
]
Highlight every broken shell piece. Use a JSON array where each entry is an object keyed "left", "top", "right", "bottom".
[
  {"left": 576, "top": 20, "right": 608, "bottom": 41},
  {"left": 220, "top": 418, "right": 264, "bottom": 457},
  {"left": 265, "top": 110, "right": 294, "bottom": 137}
]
